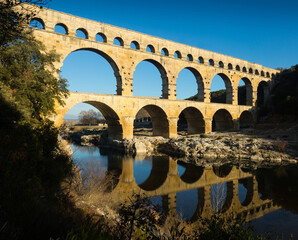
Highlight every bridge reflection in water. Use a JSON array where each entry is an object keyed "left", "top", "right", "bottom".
[{"left": 102, "top": 154, "right": 280, "bottom": 224}]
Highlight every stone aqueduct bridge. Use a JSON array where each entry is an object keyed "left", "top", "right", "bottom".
[
  {"left": 108, "top": 156, "right": 280, "bottom": 223},
  {"left": 27, "top": 5, "right": 279, "bottom": 139}
]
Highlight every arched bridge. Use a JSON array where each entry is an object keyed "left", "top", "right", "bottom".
[
  {"left": 107, "top": 155, "right": 281, "bottom": 223},
  {"left": 54, "top": 92, "right": 253, "bottom": 139},
  {"left": 24, "top": 4, "right": 279, "bottom": 139}
]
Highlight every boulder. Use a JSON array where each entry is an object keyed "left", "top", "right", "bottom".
[{"left": 133, "top": 141, "right": 147, "bottom": 154}]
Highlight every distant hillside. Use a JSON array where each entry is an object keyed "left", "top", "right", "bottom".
[
  {"left": 271, "top": 65, "right": 298, "bottom": 115},
  {"left": 63, "top": 113, "right": 79, "bottom": 120},
  {"left": 186, "top": 86, "right": 246, "bottom": 104}
]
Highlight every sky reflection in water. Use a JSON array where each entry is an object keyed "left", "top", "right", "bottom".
[{"left": 70, "top": 143, "right": 298, "bottom": 238}]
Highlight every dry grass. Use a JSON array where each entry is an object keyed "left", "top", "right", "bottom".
[{"left": 71, "top": 159, "right": 119, "bottom": 217}]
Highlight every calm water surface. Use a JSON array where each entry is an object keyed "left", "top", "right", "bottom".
[{"left": 71, "top": 143, "right": 298, "bottom": 239}]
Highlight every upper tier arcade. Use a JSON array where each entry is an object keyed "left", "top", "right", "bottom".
[{"left": 25, "top": 4, "right": 279, "bottom": 105}]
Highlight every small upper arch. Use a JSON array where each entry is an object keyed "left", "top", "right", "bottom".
[
  {"left": 113, "top": 37, "right": 124, "bottom": 46},
  {"left": 76, "top": 28, "right": 88, "bottom": 39},
  {"left": 146, "top": 44, "right": 155, "bottom": 53},
  {"left": 209, "top": 59, "right": 214, "bottom": 66},
  {"left": 55, "top": 23, "right": 68, "bottom": 35},
  {"left": 130, "top": 40, "right": 140, "bottom": 49},
  {"left": 29, "top": 17, "right": 45, "bottom": 29},
  {"left": 266, "top": 72, "right": 270, "bottom": 78},
  {"left": 96, "top": 32, "right": 107, "bottom": 43},
  {"left": 249, "top": 68, "right": 253, "bottom": 74},
  {"left": 187, "top": 54, "right": 193, "bottom": 61},
  {"left": 174, "top": 51, "right": 182, "bottom": 59},
  {"left": 261, "top": 71, "right": 265, "bottom": 77},
  {"left": 218, "top": 61, "right": 224, "bottom": 68},
  {"left": 161, "top": 47, "right": 169, "bottom": 56},
  {"left": 198, "top": 56, "right": 204, "bottom": 64},
  {"left": 236, "top": 65, "right": 240, "bottom": 71},
  {"left": 255, "top": 69, "right": 259, "bottom": 75},
  {"left": 243, "top": 67, "right": 247, "bottom": 73},
  {"left": 228, "top": 63, "right": 233, "bottom": 70}
]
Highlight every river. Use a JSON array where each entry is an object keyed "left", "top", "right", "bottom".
[{"left": 71, "top": 143, "right": 298, "bottom": 239}]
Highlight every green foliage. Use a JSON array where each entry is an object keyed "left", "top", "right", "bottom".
[
  {"left": 271, "top": 65, "right": 298, "bottom": 115},
  {"left": 115, "top": 195, "right": 160, "bottom": 240},
  {"left": 0, "top": 34, "right": 68, "bottom": 125},
  {"left": 211, "top": 89, "right": 227, "bottom": 103},
  {"left": 56, "top": 200, "right": 267, "bottom": 240},
  {"left": 186, "top": 86, "right": 246, "bottom": 104},
  {"left": 0, "top": 1, "right": 78, "bottom": 239},
  {"left": 198, "top": 214, "right": 265, "bottom": 240}
]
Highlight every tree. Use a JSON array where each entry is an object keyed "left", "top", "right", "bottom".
[
  {"left": 79, "top": 109, "right": 103, "bottom": 125},
  {"left": 0, "top": 0, "right": 49, "bottom": 45},
  {"left": 0, "top": 1, "right": 80, "bottom": 239},
  {"left": 0, "top": 36, "right": 68, "bottom": 125}
]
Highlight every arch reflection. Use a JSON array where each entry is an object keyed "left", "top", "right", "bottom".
[{"left": 108, "top": 156, "right": 280, "bottom": 224}]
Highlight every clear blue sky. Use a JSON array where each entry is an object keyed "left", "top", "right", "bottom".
[{"left": 44, "top": 0, "right": 298, "bottom": 119}]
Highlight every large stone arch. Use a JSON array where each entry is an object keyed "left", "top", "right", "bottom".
[
  {"left": 213, "top": 165, "right": 233, "bottom": 178},
  {"left": 132, "top": 59, "right": 169, "bottom": 99},
  {"left": 218, "top": 181, "right": 236, "bottom": 214},
  {"left": 212, "top": 109, "right": 234, "bottom": 131},
  {"left": 257, "top": 80, "right": 270, "bottom": 107},
  {"left": 61, "top": 47, "right": 123, "bottom": 95},
  {"left": 177, "top": 107, "right": 205, "bottom": 135},
  {"left": 179, "top": 164, "right": 204, "bottom": 184},
  {"left": 237, "top": 77, "right": 253, "bottom": 106},
  {"left": 210, "top": 73, "right": 233, "bottom": 104},
  {"left": 138, "top": 156, "right": 170, "bottom": 191},
  {"left": 56, "top": 97, "right": 123, "bottom": 140},
  {"left": 176, "top": 67, "right": 205, "bottom": 101},
  {"left": 238, "top": 177, "right": 254, "bottom": 206},
  {"left": 134, "top": 104, "right": 169, "bottom": 138},
  {"left": 239, "top": 110, "right": 254, "bottom": 128},
  {"left": 190, "top": 187, "right": 210, "bottom": 222}
]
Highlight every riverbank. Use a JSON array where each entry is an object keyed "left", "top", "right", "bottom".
[
  {"left": 61, "top": 125, "right": 298, "bottom": 167},
  {"left": 62, "top": 139, "right": 298, "bottom": 240}
]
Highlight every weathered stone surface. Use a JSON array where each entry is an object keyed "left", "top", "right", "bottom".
[
  {"left": 133, "top": 141, "right": 147, "bottom": 154},
  {"left": 61, "top": 126, "right": 297, "bottom": 167},
  {"left": 22, "top": 5, "right": 279, "bottom": 141}
]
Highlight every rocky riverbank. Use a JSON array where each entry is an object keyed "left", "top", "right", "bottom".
[{"left": 60, "top": 127, "right": 298, "bottom": 167}]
